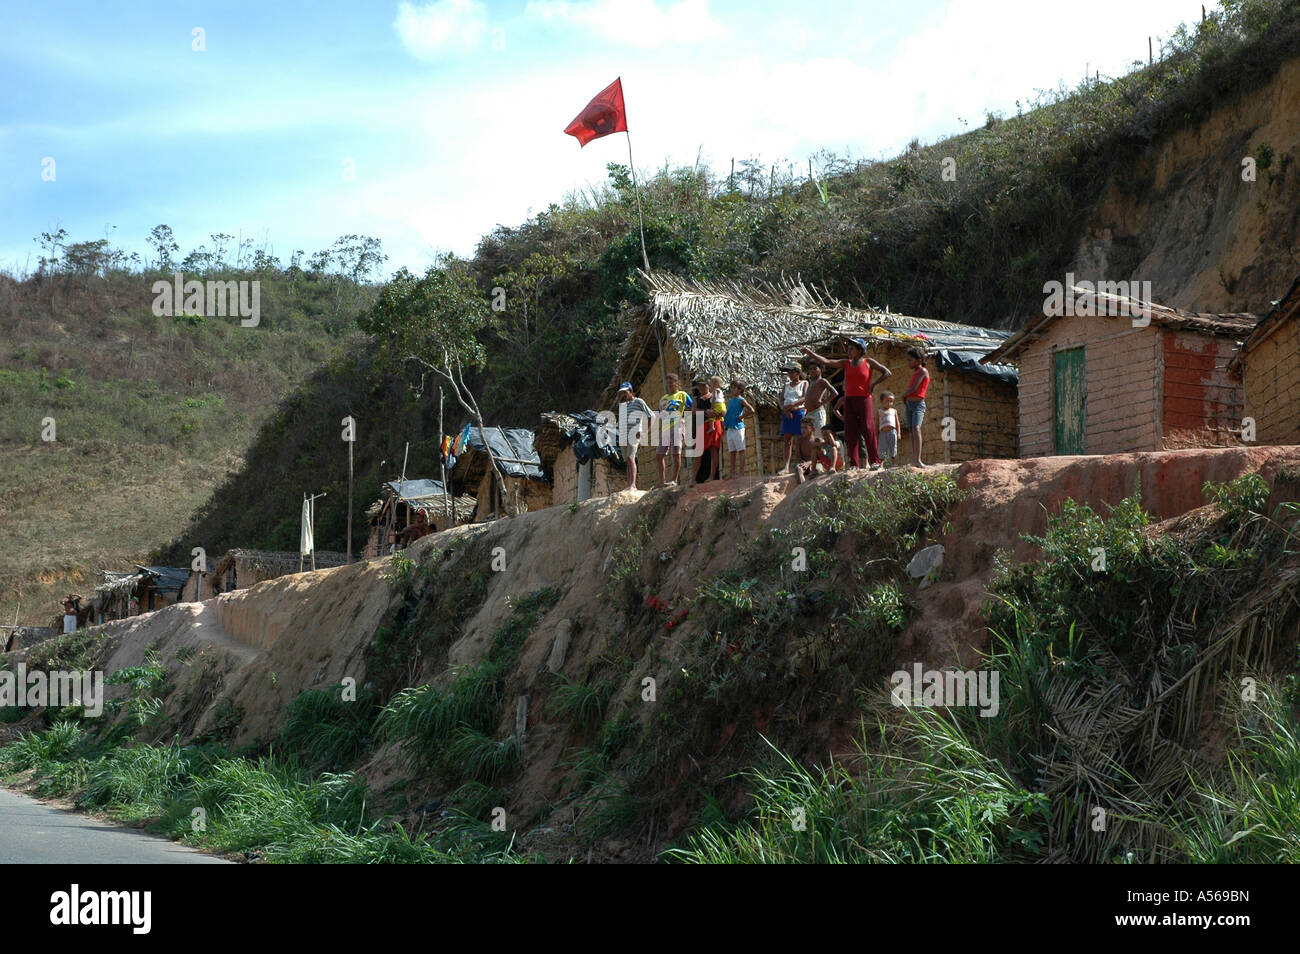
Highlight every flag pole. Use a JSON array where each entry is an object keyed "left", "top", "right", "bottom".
[{"left": 625, "top": 131, "right": 650, "bottom": 273}]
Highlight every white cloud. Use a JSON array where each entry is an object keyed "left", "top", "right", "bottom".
[
  {"left": 394, "top": 0, "right": 488, "bottom": 59},
  {"left": 526, "top": 0, "right": 725, "bottom": 49}
]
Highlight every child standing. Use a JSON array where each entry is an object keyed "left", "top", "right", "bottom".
[
  {"left": 901, "top": 347, "right": 930, "bottom": 468},
  {"left": 876, "top": 391, "right": 899, "bottom": 467},
  {"left": 656, "top": 372, "right": 692, "bottom": 486},
  {"left": 800, "top": 338, "right": 891, "bottom": 469},
  {"left": 723, "top": 381, "right": 756, "bottom": 479},
  {"left": 692, "top": 377, "right": 724, "bottom": 484},
  {"left": 779, "top": 365, "right": 807, "bottom": 473}
]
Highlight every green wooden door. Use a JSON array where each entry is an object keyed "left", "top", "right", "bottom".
[{"left": 1053, "top": 347, "right": 1086, "bottom": 455}]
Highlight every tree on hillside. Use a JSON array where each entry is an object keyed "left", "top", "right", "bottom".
[{"left": 358, "top": 257, "right": 510, "bottom": 505}]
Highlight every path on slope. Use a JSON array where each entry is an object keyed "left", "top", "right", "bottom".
[{"left": 0, "top": 788, "right": 229, "bottom": 864}]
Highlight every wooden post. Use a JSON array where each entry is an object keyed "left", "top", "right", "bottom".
[
  {"left": 439, "top": 387, "right": 452, "bottom": 528},
  {"left": 943, "top": 381, "right": 952, "bottom": 465},
  {"left": 346, "top": 423, "right": 354, "bottom": 562},
  {"left": 1149, "top": 36, "right": 1153, "bottom": 65}
]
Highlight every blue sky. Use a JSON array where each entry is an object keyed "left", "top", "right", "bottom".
[{"left": 1, "top": 0, "right": 1208, "bottom": 277}]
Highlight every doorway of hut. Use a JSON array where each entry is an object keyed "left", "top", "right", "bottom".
[{"left": 1053, "top": 346, "right": 1087, "bottom": 455}]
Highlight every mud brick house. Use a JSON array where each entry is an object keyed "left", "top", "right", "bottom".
[
  {"left": 94, "top": 565, "right": 189, "bottom": 621},
  {"left": 185, "top": 548, "right": 352, "bottom": 599},
  {"left": 1230, "top": 276, "right": 1300, "bottom": 446},
  {"left": 606, "top": 272, "right": 1018, "bottom": 479},
  {"left": 983, "top": 288, "right": 1257, "bottom": 456},
  {"left": 536, "top": 411, "right": 625, "bottom": 506}
]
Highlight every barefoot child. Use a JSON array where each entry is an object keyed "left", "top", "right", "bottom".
[
  {"left": 797, "top": 360, "right": 840, "bottom": 471},
  {"left": 723, "top": 381, "right": 756, "bottom": 478},
  {"left": 616, "top": 382, "right": 653, "bottom": 490},
  {"left": 656, "top": 372, "right": 691, "bottom": 486},
  {"left": 900, "top": 347, "right": 930, "bottom": 468},
  {"left": 876, "top": 391, "right": 899, "bottom": 467},
  {"left": 794, "top": 418, "right": 835, "bottom": 485}
]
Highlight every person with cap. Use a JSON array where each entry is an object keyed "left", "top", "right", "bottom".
[
  {"left": 800, "top": 338, "right": 891, "bottom": 469},
  {"left": 778, "top": 365, "right": 808, "bottom": 474},
  {"left": 616, "top": 382, "right": 654, "bottom": 490}
]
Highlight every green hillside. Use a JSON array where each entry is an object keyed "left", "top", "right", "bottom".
[{"left": 5, "top": 0, "right": 1298, "bottom": 611}]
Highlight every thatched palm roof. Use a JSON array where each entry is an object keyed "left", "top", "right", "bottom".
[{"left": 610, "top": 272, "right": 1015, "bottom": 405}]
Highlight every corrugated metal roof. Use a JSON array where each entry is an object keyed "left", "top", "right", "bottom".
[
  {"left": 137, "top": 565, "right": 190, "bottom": 592},
  {"left": 385, "top": 478, "right": 445, "bottom": 500}
]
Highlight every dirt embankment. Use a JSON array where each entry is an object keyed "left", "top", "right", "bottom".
[
  {"left": 45, "top": 444, "right": 1294, "bottom": 748},
  {"left": 1071, "top": 57, "right": 1300, "bottom": 313},
  {"left": 28, "top": 445, "right": 1300, "bottom": 846}
]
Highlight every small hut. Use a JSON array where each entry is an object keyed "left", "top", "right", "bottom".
[
  {"left": 94, "top": 570, "right": 146, "bottom": 621},
  {"left": 450, "top": 426, "right": 550, "bottom": 520},
  {"left": 193, "top": 548, "right": 351, "bottom": 597},
  {"left": 606, "top": 272, "right": 1019, "bottom": 477},
  {"left": 95, "top": 565, "right": 188, "bottom": 621},
  {"left": 984, "top": 288, "right": 1256, "bottom": 456},
  {"left": 537, "top": 411, "right": 625, "bottom": 506},
  {"left": 1230, "top": 276, "right": 1300, "bottom": 446},
  {"left": 363, "top": 479, "right": 477, "bottom": 557}
]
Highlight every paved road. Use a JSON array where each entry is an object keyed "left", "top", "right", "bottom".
[{"left": 0, "top": 788, "right": 229, "bottom": 864}]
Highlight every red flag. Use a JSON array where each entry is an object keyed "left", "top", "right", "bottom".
[{"left": 564, "top": 78, "right": 628, "bottom": 147}]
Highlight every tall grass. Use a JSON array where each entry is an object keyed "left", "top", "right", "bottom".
[
  {"left": 1167, "top": 688, "right": 1300, "bottom": 862},
  {"left": 278, "top": 684, "right": 379, "bottom": 770},
  {"left": 668, "top": 711, "right": 1048, "bottom": 864},
  {"left": 0, "top": 726, "right": 521, "bottom": 863}
]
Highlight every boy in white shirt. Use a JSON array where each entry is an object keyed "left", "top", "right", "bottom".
[{"left": 876, "top": 391, "right": 899, "bottom": 468}]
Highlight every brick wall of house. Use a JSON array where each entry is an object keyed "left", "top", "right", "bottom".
[
  {"left": 1161, "top": 329, "right": 1245, "bottom": 448},
  {"left": 1243, "top": 318, "right": 1300, "bottom": 445},
  {"left": 1015, "top": 315, "right": 1162, "bottom": 457}
]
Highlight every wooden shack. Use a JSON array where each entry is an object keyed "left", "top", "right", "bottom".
[
  {"left": 537, "top": 411, "right": 625, "bottom": 506},
  {"left": 450, "top": 426, "right": 550, "bottom": 521},
  {"left": 1230, "top": 276, "right": 1300, "bottom": 446},
  {"left": 363, "top": 480, "right": 477, "bottom": 557},
  {"left": 983, "top": 289, "right": 1256, "bottom": 456},
  {"left": 95, "top": 565, "right": 188, "bottom": 621},
  {"left": 606, "top": 273, "right": 1019, "bottom": 479}
]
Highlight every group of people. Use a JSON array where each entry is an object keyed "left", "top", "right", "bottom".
[{"left": 614, "top": 336, "right": 931, "bottom": 489}]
